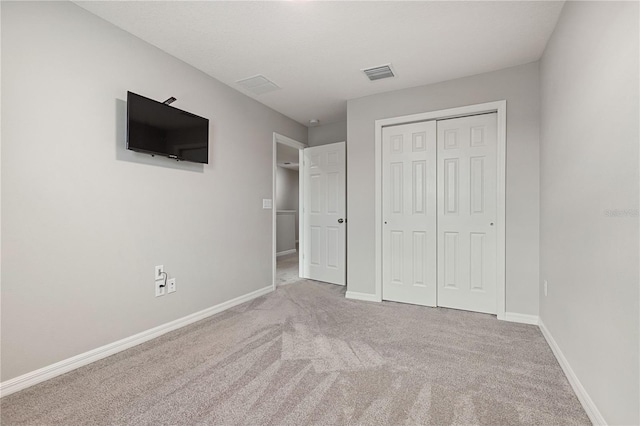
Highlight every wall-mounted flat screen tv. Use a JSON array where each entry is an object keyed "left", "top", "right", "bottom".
[{"left": 127, "top": 91, "right": 209, "bottom": 164}]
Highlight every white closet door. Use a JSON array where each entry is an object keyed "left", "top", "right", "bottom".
[
  {"left": 302, "top": 142, "right": 346, "bottom": 285},
  {"left": 437, "top": 113, "right": 498, "bottom": 314},
  {"left": 382, "top": 121, "right": 437, "bottom": 306}
]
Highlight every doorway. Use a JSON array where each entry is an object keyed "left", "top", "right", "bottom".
[
  {"left": 374, "top": 101, "right": 507, "bottom": 318},
  {"left": 272, "top": 135, "right": 348, "bottom": 290},
  {"left": 273, "top": 133, "right": 306, "bottom": 288}
]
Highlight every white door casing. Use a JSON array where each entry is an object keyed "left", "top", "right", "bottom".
[
  {"left": 302, "top": 142, "right": 346, "bottom": 285},
  {"left": 372, "top": 101, "right": 506, "bottom": 319},
  {"left": 437, "top": 113, "right": 498, "bottom": 314},
  {"left": 382, "top": 121, "right": 437, "bottom": 306}
]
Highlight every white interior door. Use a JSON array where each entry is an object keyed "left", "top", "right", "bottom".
[
  {"left": 382, "top": 121, "right": 437, "bottom": 306},
  {"left": 302, "top": 142, "right": 346, "bottom": 285},
  {"left": 437, "top": 113, "right": 498, "bottom": 314}
]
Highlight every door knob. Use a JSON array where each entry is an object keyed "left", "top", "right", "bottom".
[{"left": 338, "top": 218, "right": 344, "bottom": 224}]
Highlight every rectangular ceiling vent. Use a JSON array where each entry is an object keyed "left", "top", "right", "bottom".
[
  {"left": 236, "top": 75, "right": 280, "bottom": 95},
  {"left": 362, "top": 64, "right": 395, "bottom": 81}
]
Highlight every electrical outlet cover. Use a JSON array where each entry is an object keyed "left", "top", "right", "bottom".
[
  {"left": 155, "top": 280, "right": 165, "bottom": 297},
  {"left": 167, "top": 278, "right": 176, "bottom": 293}
]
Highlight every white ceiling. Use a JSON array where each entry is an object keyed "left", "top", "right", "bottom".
[{"left": 76, "top": 1, "right": 564, "bottom": 126}]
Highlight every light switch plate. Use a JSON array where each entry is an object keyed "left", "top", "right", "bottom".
[
  {"left": 155, "top": 265, "right": 164, "bottom": 280},
  {"left": 167, "top": 278, "right": 176, "bottom": 293},
  {"left": 262, "top": 199, "right": 272, "bottom": 209}
]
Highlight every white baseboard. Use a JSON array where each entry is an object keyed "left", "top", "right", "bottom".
[
  {"left": 276, "top": 249, "right": 297, "bottom": 257},
  {"left": 345, "top": 291, "right": 381, "bottom": 303},
  {"left": 538, "top": 319, "right": 606, "bottom": 425},
  {"left": 0, "top": 285, "right": 274, "bottom": 398},
  {"left": 503, "top": 312, "right": 539, "bottom": 325}
]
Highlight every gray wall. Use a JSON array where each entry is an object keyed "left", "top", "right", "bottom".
[
  {"left": 1, "top": 1, "right": 307, "bottom": 381},
  {"left": 347, "top": 62, "right": 541, "bottom": 316},
  {"left": 539, "top": 2, "right": 639, "bottom": 424},
  {"left": 275, "top": 166, "right": 299, "bottom": 241},
  {"left": 308, "top": 121, "right": 347, "bottom": 147}
]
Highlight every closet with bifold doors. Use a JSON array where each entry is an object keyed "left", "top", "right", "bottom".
[{"left": 381, "top": 112, "right": 498, "bottom": 314}]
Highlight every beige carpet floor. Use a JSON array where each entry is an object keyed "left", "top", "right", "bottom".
[
  {"left": 276, "top": 252, "right": 300, "bottom": 286},
  {"left": 1, "top": 277, "right": 589, "bottom": 425}
]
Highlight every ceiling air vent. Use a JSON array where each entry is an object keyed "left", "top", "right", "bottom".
[
  {"left": 362, "top": 64, "right": 395, "bottom": 81},
  {"left": 236, "top": 75, "right": 280, "bottom": 95}
]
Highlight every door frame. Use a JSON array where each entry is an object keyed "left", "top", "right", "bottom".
[
  {"left": 272, "top": 132, "right": 307, "bottom": 290},
  {"left": 374, "top": 100, "right": 507, "bottom": 319}
]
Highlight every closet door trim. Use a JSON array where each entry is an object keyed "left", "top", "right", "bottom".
[{"left": 373, "top": 100, "right": 506, "bottom": 320}]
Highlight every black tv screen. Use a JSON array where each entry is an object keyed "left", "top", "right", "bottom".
[{"left": 127, "top": 91, "right": 209, "bottom": 164}]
